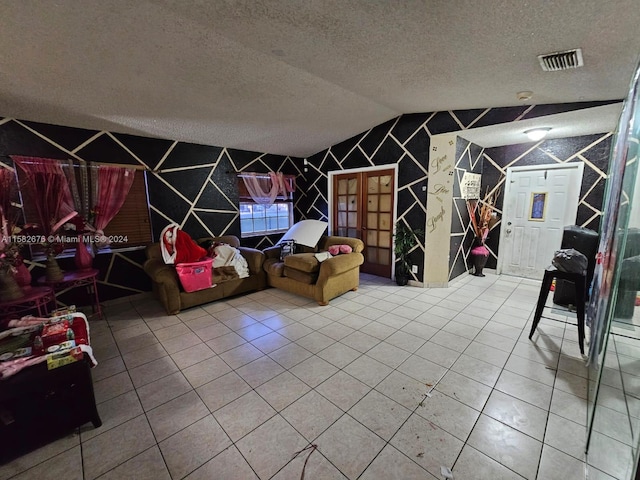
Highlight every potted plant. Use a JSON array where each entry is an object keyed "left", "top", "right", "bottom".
[{"left": 394, "top": 223, "right": 424, "bottom": 286}]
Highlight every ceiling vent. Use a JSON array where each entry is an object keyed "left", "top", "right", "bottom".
[{"left": 538, "top": 48, "right": 584, "bottom": 72}]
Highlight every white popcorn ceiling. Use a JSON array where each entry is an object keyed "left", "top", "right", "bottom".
[{"left": 0, "top": 0, "right": 638, "bottom": 157}]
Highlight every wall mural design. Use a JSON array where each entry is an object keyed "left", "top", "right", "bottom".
[
  {"left": 0, "top": 117, "right": 299, "bottom": 304},
  {"left": 0, "top": 100, "right": 615, "bottom": 305},
  {"left": 450, "top": 137, "right": 485, "bottom": 280},
  {"left": 296, "top": 101, "right": 615, "bottom": 283}
]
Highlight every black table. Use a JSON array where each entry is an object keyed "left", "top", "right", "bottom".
[{"left": 0, "top": 354, "right": 102, "bottom": 463}]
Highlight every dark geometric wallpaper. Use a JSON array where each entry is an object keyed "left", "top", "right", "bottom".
[
  {"left": 297, "top": 101, "right": 617, "bottom": 284},
  {"left": 449, "top": 138, "right": 484, "bottom": 280},
  {"left": 0, "top": 99, "right": 616, "bottom": 306},
  {"left": 481, "top": 132, "right": 612, "bottom": 270},
  {"left": 0, "top": 117, "right": 300, "bottom": 305}
]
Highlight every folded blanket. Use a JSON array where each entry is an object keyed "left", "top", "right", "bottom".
[
  {"left": 213, "top": 266, "right": 240, "bottom": 284},
  {"left": 213, "top": 244, "right": 250, "bottom": 279}
]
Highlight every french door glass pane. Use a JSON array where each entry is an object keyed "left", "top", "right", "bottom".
[
  {"left": 367, "top": 230, "right": 378, "bottom": 246},
  {"left": 380, "top": 194, "right": 392, "bottom": 212}
]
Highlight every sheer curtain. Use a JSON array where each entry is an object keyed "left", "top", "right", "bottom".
[
  {"left": 241, "top": 172, "right": 293, "bottom": 205},
  {"left": 11, "top": 156, "right": 78, "bottom": 234},
  {"left": 93, "top": 165, "right": 136, "bottom": 242}
]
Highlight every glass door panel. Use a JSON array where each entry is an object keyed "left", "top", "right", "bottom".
[
  {"left": 332, "top": 169, "right": 395, "bottom": 278},
  {"left": 334, "top": 174, "right": 360, "bottom": 238},
  {"left": 362, "top": 170, "right": 394, "bottom": 277}
]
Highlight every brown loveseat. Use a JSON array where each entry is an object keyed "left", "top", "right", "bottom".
[
  {"left": 143, "top": 235, "right": 266, "bottom": 314},
  {"left": 263, "top": 235, "right": 365, "bottom": 305}
]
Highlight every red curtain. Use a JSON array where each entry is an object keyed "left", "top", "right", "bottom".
[
  {"left": 93, "top": 166, "right": 136, "bottom": 234},
  {"left": 11, "top": 156, "right": 77, "bottom": 235}
]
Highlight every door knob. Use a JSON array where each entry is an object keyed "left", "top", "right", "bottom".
[{"left": 506, "top": 229, "right": 512, "bottom": 234}]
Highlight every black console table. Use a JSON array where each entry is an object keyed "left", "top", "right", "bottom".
[{"left": 0, "top": 354, "right": 102, "bottom": 463}]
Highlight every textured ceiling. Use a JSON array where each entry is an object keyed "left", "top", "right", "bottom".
[{"left": 0, "top": 0, "right": 638, "bottom": 157}]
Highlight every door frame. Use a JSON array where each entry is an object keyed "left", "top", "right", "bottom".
[
  {"left": 328, "top": 163, "right": 399, "bottom": 278},
  {"left": 496, "top": 162, "right": 585, "bottom": 275}
]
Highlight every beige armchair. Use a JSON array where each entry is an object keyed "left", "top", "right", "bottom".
[{"left": 263, "top": 235, "right": 365, "bottom": 305}]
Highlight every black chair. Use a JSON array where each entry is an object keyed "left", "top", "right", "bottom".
[{"left": 529, "top": 266, "right": 587, "bottom": 354}]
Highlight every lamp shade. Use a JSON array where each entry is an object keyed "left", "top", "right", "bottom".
[{"left": 278, "top": 220, "right": 328, "bottom": 248}]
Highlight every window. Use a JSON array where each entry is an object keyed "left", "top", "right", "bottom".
[
  {"left": 101, "top": 172, "right": 152, "bottom": 246},
  {"left": 240, "top": 201, "right": 293, "bottom": 237},
  {"left": 15, "top": 160, "right": 152, "bottom": 255},
  {"left": 237, "top": 172, "right": 296, "bottom": 238}
]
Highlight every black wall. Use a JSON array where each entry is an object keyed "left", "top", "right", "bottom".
[
  {"left": 0, "top": 117, "right": 300, "bottom": 304},
  {"left": 0, "top": 101, "right": 616, "bottom": 304},
  {"left": 296, "top": 102, "right": 616, "bottom": 283},
  {"left": 450, "top": 138, "right": 484, "bottom": 280},
  {"left": 481, "top": 133, "right": 612, "bottom": 270}
]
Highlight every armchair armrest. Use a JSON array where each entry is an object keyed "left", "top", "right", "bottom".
[
  {"left": 143, "top": 258, "right": 182, "bottom": 314},
  {"left": 238, "top": 247, "right": 265, "bottom": 275},
  {"left": 318, "top": 252, "right": 364, "bottom": 278},
  {"left": 143, "top": 259, "right": 180, "bottom": 285},
  {"left": 263, "top": 245, "right": 282, "bottom": 260}
]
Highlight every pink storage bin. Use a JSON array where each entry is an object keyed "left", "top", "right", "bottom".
[{"left": 175, "top": 257, "right": 214, "bottom": 292}]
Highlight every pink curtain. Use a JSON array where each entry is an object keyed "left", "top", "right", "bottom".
[
  {"left": 241, "top": 172, "right": 291, "bottom": 205},
  {"left": 93, "top": 166, "right": 136, "bottom": 234},
  {"left": 0, "top": 169, "right": 14, "bottom": 240},
  {"left": 11, "top": 156, "right": 77, "bottom": 234}
]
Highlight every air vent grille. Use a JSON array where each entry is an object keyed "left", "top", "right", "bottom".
[{"left": 538, "top": 49, "right": 584, "bottom": 72}]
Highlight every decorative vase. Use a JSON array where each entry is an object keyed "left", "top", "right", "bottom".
[
  {"left": 0, "top": 267, "right": 23, "bottom": 302},
  {"left": 74, "top": 235, "right": 93, "bottom": 271},
  {"left": 472, "top": 254, "right": 489, "bottom": 277},
  {"left": 45, "top": 254, "right": 64, "bottom": 283},
  {"left": 14, "top": 261, "right": 32, "bottom": 291}
]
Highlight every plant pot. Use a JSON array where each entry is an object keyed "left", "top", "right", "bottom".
[
  {"left": 74, "top": 235, "right": 93, "bottom": 271},
  {"left": 45, "top": 255, "right": 64, "bottom": 283},
  {"left": 472, "top": 254, "right": 489, "bottom": 277},
  {"left": 0, "top": 268, "right": 23, "bottom": 302},
  {"left": 395, "top": 272, "right": 409, "bottom": 286}
]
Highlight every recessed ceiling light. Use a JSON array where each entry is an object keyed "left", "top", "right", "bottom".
[{"left": 524, "top": 128, "right": 551, "bottom": 141}]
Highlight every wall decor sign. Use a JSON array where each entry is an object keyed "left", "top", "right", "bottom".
[
  {"left": 529, "top": 192, "right": 547, "bottom": 221},
  {"left": 461, "top": 172, "right": 481, "bottom": 200}
]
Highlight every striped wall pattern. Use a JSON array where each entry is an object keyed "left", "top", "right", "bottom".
[
  {"left": 297, "top": 102, "right": 616, "bottom": 284},
  {"left": 0, "top": 100, "right": 615, "bottom": 302},
  {"left": 450, "top": 138, "right": 485, "bottom": 280},
  {"left": 0, "top": 117, "right": 299, "bottom": 303}
]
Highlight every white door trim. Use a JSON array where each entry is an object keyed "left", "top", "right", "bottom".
[{"left": 496, "top": 162, "right": 585, "bottom": 275}]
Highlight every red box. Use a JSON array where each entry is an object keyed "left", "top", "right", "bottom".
[{"left": 175, "top": 258, "right": 214, "bottom": 292}]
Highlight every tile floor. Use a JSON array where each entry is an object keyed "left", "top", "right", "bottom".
[{"left": 0, "top": 272, "right": 617, "bottom": 479}]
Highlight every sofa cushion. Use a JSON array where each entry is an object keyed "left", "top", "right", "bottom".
[
  {"left": 284, "top": 266, "right": 318, "bottom": 284},
  {"left": 264, "top": 258, "right": 285, "bottom": 277},
  {"left": 284, "top": 253, "right": 320, "bottom": 273}
]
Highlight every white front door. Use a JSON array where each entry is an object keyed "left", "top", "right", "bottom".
[{"left": 498, "top": 163, "right": 584, "bottom": 279}]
